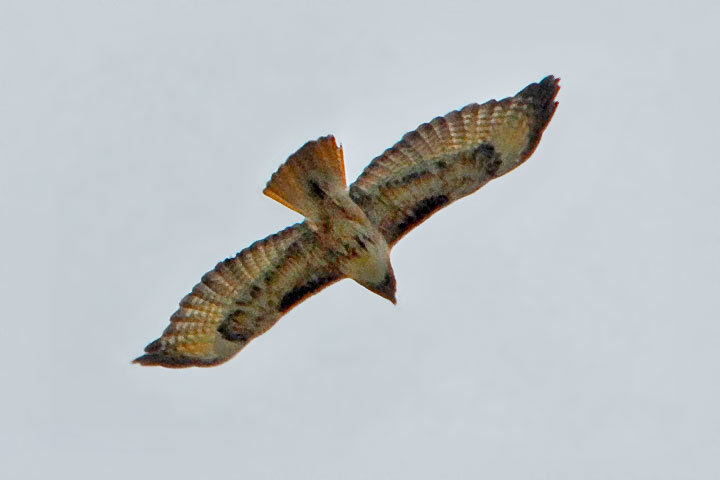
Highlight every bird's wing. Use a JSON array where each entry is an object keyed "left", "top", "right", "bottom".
[
  {"left": 134, "top": 223, "right": 343, "bottom": 367},
  {"left": 349, "top": 76, "right": 559, "bottom": 246}
]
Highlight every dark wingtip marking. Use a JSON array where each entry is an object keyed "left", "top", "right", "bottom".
[
  {"left": 517, "top": 75, "right": 560, "bottom": 107},
  {"left": 143, "top": 338, "right": 163, "bottom": 354},
  {"left": 517, "top": 75, "right": 560, "bottom": 159},
  {"left": 133, "top": 337, "right": 223, "bottom": 368},
  {"left": 132, "top": 353, "right": 223, "bottom": 368}
]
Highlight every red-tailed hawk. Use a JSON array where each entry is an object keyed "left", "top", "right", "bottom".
[{"left": 134, "top": 76, "right": 560, "bottom": 368}]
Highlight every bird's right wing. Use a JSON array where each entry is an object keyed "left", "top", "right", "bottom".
[
  {"left": 134, "top": 223, "right": 343, "bottom": 368},
  {"left": 349, "top": 76, "right": 559, "bottom": 246}
]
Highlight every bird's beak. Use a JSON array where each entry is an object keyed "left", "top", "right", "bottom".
[
  {"left": 371, "top": 286, "right": 396, "bottom": 305},
  {"left": 372, "top": 272, "right": 397, "bottom": 305}
]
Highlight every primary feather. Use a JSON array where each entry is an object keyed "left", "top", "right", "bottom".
[{"left": 134, "top": 76, "right": 560, "bottom": 368}]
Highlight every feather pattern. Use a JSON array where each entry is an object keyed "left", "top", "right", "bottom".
[
  {"left": 134, "top": 223, "right": 342, "bottom": 367},
  {"left": 349, "top": 75, "right": 559, "bottom": 244},
  {"left": 134, "top": 76, "right": 559, "bottom": 367}
]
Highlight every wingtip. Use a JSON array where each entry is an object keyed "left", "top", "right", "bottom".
[
  {"left": 132, "top": 337, "right": 223, "bottom": 368},
  {"left": 132, "top": 352, "right": 179, "bottom": 368},
  {"left": 131, "top": 341, "right": 163, "bottom": 365},
  {"left": 517, "top": 75, "right": 561, "bottom": 107},
  {"left": 132, "top": 352, "right": 224, "bottom": 368},
  {"left": 131, "top": 354, "right": 152, "bottom": 366},
  {"left": 513, "top": 75, "right": 560, "bottom": 160},
  {"left": 132, "top": 353, "right": 159, "bottom": 367}
]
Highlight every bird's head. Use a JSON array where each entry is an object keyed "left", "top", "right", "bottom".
[{"left": 367, "top": 271, "right": 397, "bottom": 305}]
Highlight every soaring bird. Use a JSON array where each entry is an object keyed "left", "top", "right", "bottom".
[{"left": 134, "top": 76, "right": 560, "bottom": 368}]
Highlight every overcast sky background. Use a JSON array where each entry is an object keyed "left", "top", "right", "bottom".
[{"left": 2, "top": 1, "right": 719, "bottom": 478}]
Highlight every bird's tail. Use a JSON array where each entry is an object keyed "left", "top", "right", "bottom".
[{"left": 264, "top": 135, "right": 347, "bottom": 221}]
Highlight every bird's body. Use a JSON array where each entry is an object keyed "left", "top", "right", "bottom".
[
  {"left": 134, "top": 76, "right": 560, "bottom": 368},
  {"left": 312, "top": 193, "right": 396, "bottom": 304},
  {"left": 263, "top": 137, "right": 397, "bottom": 303}
]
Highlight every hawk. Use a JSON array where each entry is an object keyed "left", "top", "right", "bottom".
[{"left": 134, "top": 76, "right": 560, "bottom": 368}]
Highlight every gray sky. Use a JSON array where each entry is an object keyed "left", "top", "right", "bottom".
[{"left": 2, "top": 0, "right": 719, "bottom": 478}]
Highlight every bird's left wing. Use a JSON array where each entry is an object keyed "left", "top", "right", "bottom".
[
  {"left": 134, "top": 223, "right": 343, "bottom": 367},
  {"left": 349, "top": 76, "right": 559, "bottom": 246}
]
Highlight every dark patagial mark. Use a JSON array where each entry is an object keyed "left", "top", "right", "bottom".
[
  {"left": 278, "top": 275, "right": 337, "bottom": 312},
  {"left": 309, "top": 180, "right": 326, "bottom": 199},
  {"left": 394, "top": 194, "right": 450, "bottom": 239}
]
